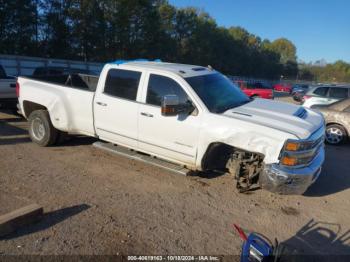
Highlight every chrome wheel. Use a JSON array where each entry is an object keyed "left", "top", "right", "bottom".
[
  {"left": 325, "top": 126, "right": 343, "bottom": 144},
  {"left": 31, "top": 117, "right": 45, "bottom": 141}
]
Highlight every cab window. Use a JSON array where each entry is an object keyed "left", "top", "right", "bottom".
[
  {"left": 104, "top": 69, "right": 141, "bottom": 101},
  {"left": 313, "top": 87, "right": 329, "bottom": 96},
  {"left": 146, "top": 74, "right": 189, "bottom": 106}
]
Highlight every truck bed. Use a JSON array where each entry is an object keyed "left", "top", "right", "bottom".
[
  {"left": 18, "top": 74, "right": 97, "bottom": 136},
  {"left": 27, "top": 73, "right": 99, "bottom": 92}
]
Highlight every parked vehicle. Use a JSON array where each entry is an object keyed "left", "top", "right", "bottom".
[
  {"left": 273, "top": 83, "right": 292, "bottom": 93},
  {"left": 292, "top": 84, "right": 309, "bottom": 94},
  {"left": 302, "top": 85, "right": 350, "bottom": 108},
  {"left": 313, "top": 99, "right": 350, "bottom": 145},
  {"left": 292, "top": 84, "right": 309, "bottom": 102},
  {"left": 17, "top": 61, "right": 325, "bottom": 195},
  {"left": 235, "top": 80, "right": 274, "bottom": 99},
  {"left": 0, "top": 65, "right": 17, "bottom": 109}
]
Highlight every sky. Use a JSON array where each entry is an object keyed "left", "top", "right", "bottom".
[{"left": 169, "top": 0, "right": 350, "bottom": 63}]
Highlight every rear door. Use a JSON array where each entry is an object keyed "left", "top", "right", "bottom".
[
  {"left": 138, "top": 72, "right": 201, "bottom": 166},
  {"left": 327, "top": 87, "right": 349, "bottom": 104},
  {"left": 94, "top": 68, "right": 143, "bottom": 149}
]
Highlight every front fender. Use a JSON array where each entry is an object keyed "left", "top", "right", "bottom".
[{"left": 196, "top": 114, "right": 295, "bottom": 170}]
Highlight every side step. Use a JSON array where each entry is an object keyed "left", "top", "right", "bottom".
[{"left": 92, "top": 141, "right": 191, "bottom": 176}]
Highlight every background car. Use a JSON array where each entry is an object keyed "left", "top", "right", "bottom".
[
  {"left": 292, "top": 84, "right": 309, "bottom": 93},
  {"left": 314, "top": 99, "right": 350, "bottom": 145},
  {"left": 0, "top": 65, "right": 17, "bottom": 110},
  {"left": 273, "top": 83, "right": 292, "bottom": 93},
  {"left": 235, "top": 80, "right": 274, "bottom": 99},
  {"left": 291, "top": 84, "right": 309, "bottom": 102},
  {"left": 302, "top": 85, "right": 350, "bottom": 108}
]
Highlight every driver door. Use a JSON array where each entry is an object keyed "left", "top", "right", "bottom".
[{"left": 138, "top": 73, "right": 201, "bottom": 166}]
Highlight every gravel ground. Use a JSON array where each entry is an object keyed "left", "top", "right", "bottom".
[{"left": 0, "top": 105, "right": 349, "bottom": 257}]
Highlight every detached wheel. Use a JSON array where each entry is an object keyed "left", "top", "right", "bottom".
[
  {"left": 325, "top": 124, "right": 347, "bottom": 145},
  {"left": 28, "top": 110, "right": 58, "bottom": 146}
]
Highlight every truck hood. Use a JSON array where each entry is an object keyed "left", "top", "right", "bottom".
[{"left": 222, "top": 99, "right": 324, "bottom": 139}]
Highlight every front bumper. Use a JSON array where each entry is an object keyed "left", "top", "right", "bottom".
[{"left": 260, "top": 146, "right": 325, "bottom": 195}]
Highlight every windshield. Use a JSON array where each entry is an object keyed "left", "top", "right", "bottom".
[{"left": 185, "top": 73, "right": 250, "bottom": 113}]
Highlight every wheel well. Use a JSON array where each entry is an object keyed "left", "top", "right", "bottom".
[
  {"left": 23, "top": 101, "right": 47, "bottom": 118},
  {"left": 201, "top": 142, "right": 264, "bottom": 171}
]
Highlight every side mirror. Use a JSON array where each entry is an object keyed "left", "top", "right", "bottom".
[{"left": 161, "top": 95, "right": 180, "bottom": 116}]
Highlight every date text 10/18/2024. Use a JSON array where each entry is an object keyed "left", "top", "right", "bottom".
[{"left": 128, "top": 256, "right": 220, "bottom": 261}]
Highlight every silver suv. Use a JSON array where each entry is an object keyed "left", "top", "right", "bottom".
[{"left": 302, "top": 85, "right": 350, "bottom": 108}]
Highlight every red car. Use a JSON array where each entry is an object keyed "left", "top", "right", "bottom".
[
  {"left": 235, "top": 81, "right": 274, "bottom": 99},
  {"left": 273, "top": 83, "right": 292, "bottom": 93}
]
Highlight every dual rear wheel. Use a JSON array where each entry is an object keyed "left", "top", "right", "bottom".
[{"left": 28, "top": 110, "right": 66, "bottom": 146}]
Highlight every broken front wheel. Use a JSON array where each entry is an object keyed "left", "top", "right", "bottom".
[{"left": 226, "top": 151, "right": 264, "bottom": 193}]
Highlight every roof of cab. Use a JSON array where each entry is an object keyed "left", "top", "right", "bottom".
[{"left": 108, "top": 61, "right": 215, "bottom": 78}]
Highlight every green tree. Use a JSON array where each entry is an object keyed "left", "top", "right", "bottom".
[
  {"left": 270, "top": 38, "right": 297, "bottom": 64},
  {"left": 40, "top": 0, "right": 73, "bottom": 59},
  {"left": 0, "top": 0, "right": 39, "bottom": 55}
]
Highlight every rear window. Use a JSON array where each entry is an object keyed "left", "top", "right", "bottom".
[
  {"left": 329, "top": 87, "right": 349, "bottom": 99},
  {"left": 313, "top": 87, "right": 329, "bottom": 96},
  {"left": 104, "top": 69, "right": 141, "bottom": 101},
  {"left": 250, "top": 82, "right": 270, "bottom": 89}
]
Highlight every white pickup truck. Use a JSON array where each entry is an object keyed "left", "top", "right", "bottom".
[
  {"left": 0, "top": 65, "right": 17, "bottom": 109},
  {"left": 17, "top": 61, "right": 325, "bottom": 194}
]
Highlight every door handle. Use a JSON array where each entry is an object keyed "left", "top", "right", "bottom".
[
  {"left": 140, "top": 112, "right": 154, "bottom": 117},
  {"left": 96, "top": 101, "right": 107, "bottom": 106}
]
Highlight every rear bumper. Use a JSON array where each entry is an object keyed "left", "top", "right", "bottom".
[{"left": 260, "top": 146, "right": 324, "bottom": 195}]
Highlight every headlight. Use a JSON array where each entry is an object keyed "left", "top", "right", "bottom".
[
  {"left": 284, "top": 140, "right": 317, "bottom": 151},
  {"left": 281, "top": 151, "right": 316, "bottom": 166},
  {"left": 281, "top": 138, "right": 323, "bottom": 167},
  {"left": 285, "top": 141, "right": 299, "bottom": 151}
]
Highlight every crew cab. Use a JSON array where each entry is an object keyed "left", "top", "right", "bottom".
[
  {"left": 0, "top": 65, "right": 17, "bottom": 109},
  {"left": 235, "top": 80, "right": 274, "bottom": 99},
  {"left": 17, "top": 61, "right": 325, "bottom": 194}
]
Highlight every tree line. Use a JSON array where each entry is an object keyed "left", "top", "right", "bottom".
[
  {"left": 1, "top": 0, "right": 347, "bottom": 82},
  {"left": 299, "top": 60, "right": 350, "bottom": 83}
]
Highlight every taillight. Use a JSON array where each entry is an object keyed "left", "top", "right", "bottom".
[{"left": 16, "top": 81, "right": 20, "bottom": 97}]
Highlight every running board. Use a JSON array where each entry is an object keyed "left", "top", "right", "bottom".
[{"left": 92, "top": 141, "right": 191, "bottom": 176}]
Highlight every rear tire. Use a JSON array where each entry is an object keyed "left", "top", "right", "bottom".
[
  {"left": 325, "top": 124, "right": 347, "bottom": 145},
  {"left": 28, "top": 110, "right": 58, "bottom": 146}
]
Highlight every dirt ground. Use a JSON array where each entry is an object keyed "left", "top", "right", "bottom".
[{"left": 0, "top": 104, "right": 350, "bottom": 257}]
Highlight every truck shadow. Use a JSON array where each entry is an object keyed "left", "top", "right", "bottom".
[
  {"left": 0, "top": 114, "right": 30, "bottom": 145},
  {"left": 280, "top": 219, "right": 350, "bottom": 256},
  {"left": 60, "top": 136, "right": 98, "bottom": 146},
  {"left": 1, "top": 204, "right": 90, "bottom": 240},
  {"left": 304, "top": 144, "right": 350, "bottom": 197}
]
